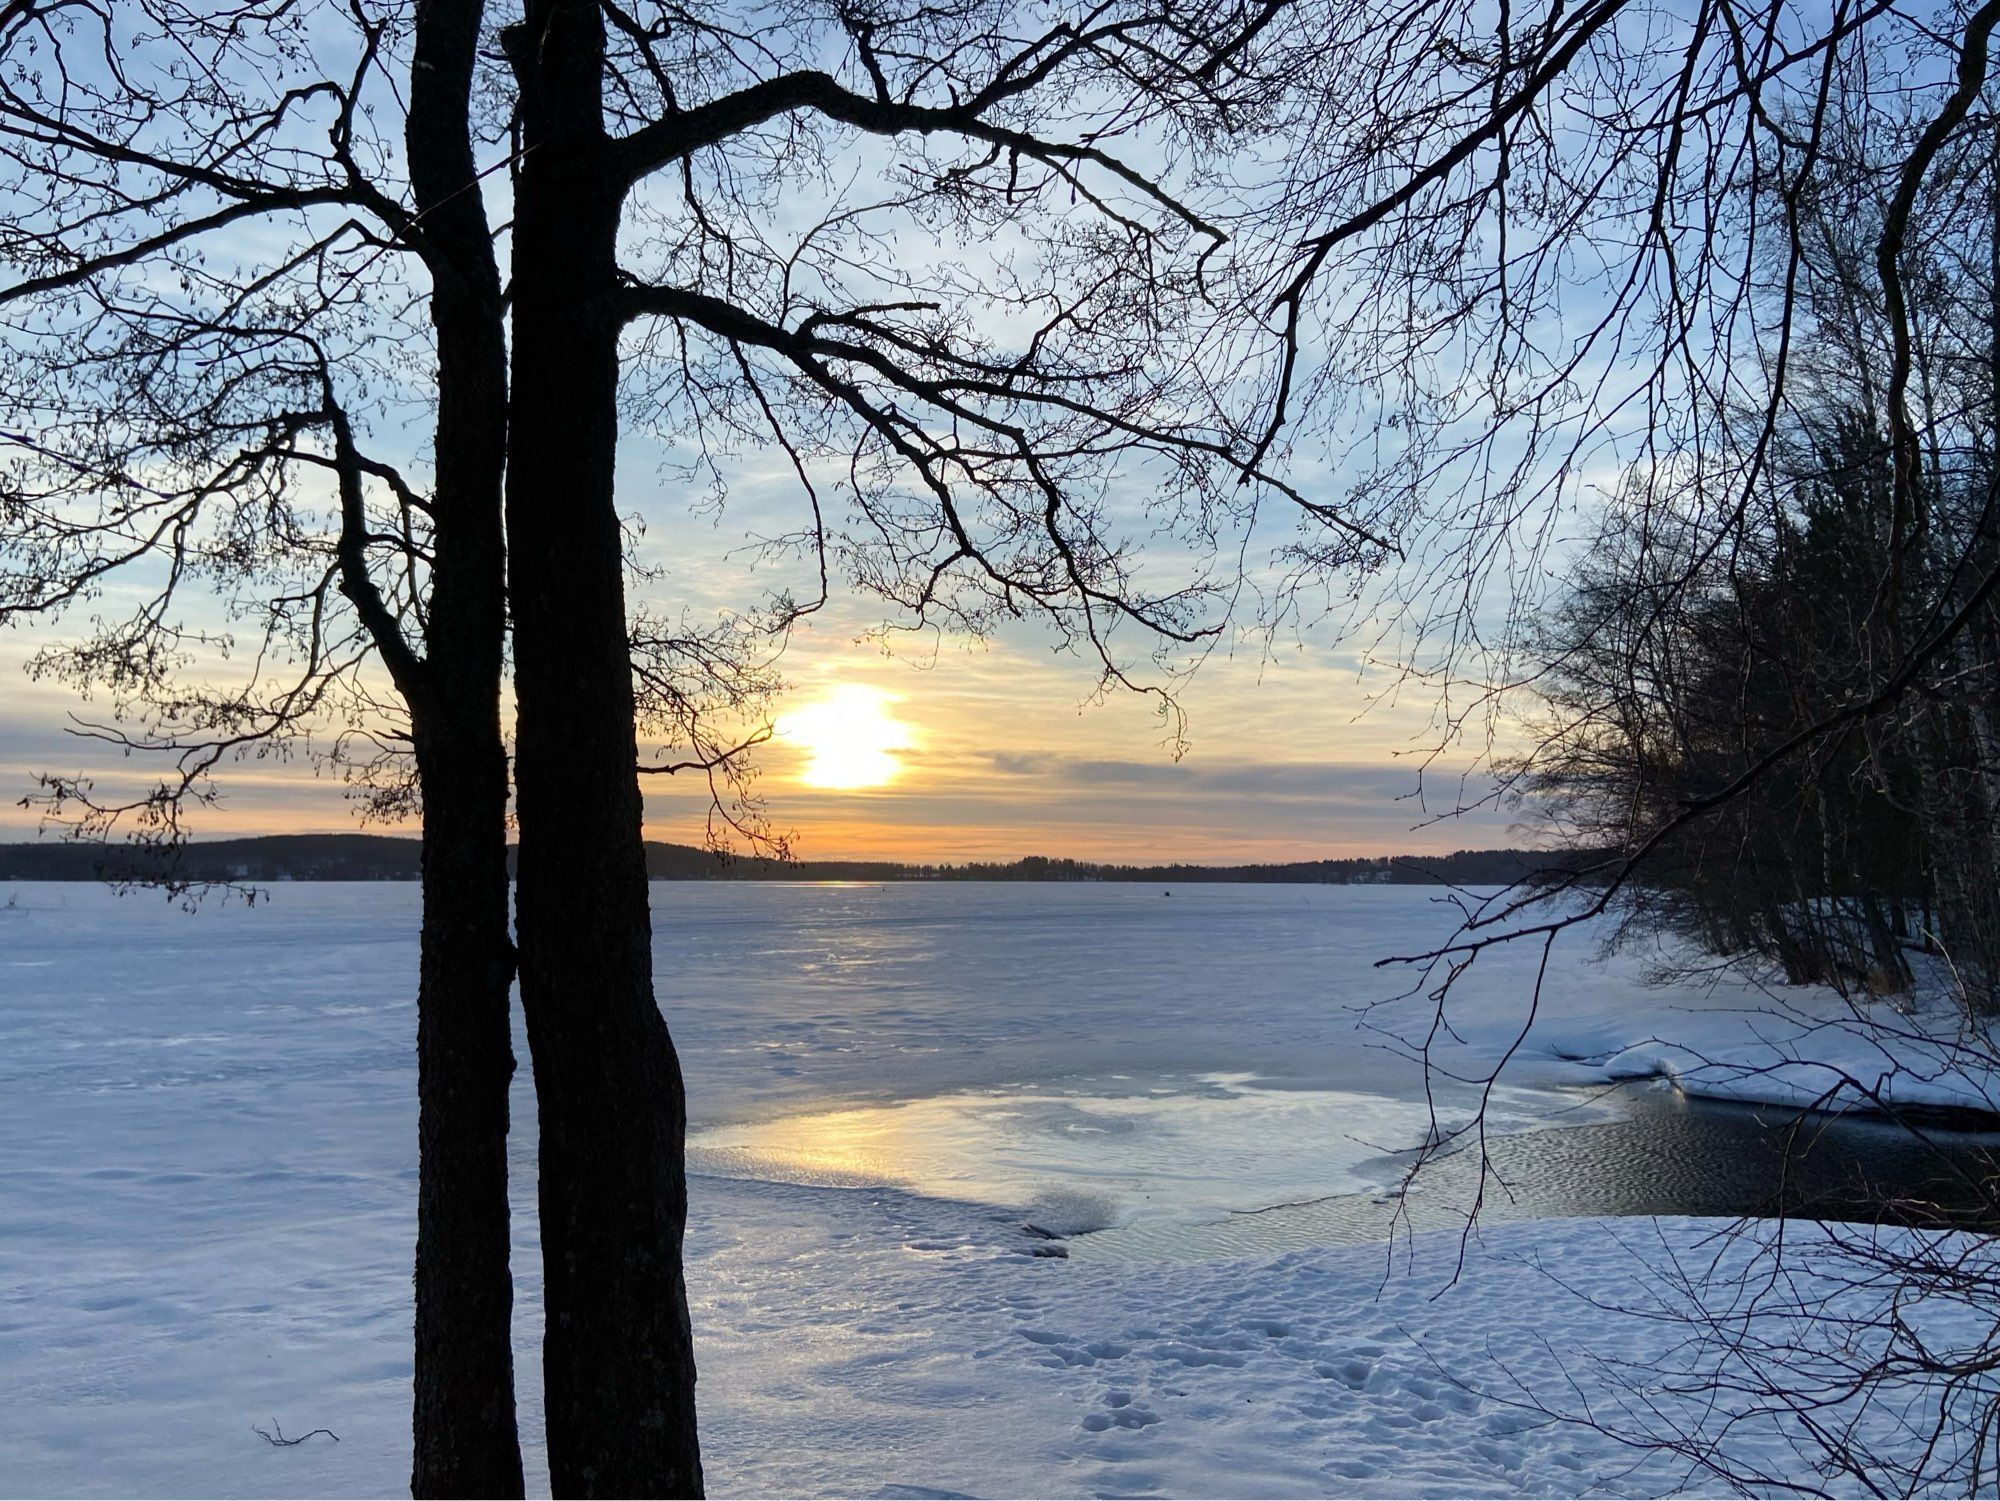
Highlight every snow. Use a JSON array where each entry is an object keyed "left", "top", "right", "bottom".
[
  {"left": 0, "top": 879, "right": 1992, "bottom": 1497},
  {"left": 1545, "top": 994, "right": 2000, "bottom": 1119},
  {"left": 689, "top": 1192, "right": 1990, "bottom": 1499},
  {"left": 1463, "top": 925, "right": 2000, "bottom": 1120}
]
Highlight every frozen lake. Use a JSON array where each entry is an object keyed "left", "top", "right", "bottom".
[
  {"left": 4, "top": 876, "right": 1986, "bottom": 1272},
  {"left": 0, "top": 879, "right": 1592, "bottom": 1264},
  {"left": 3, "top": 879, "right": 1991, "bottom": 1496}
]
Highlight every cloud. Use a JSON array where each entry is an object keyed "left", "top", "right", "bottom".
[
  {"left": 982, "top": 752, "right": 1491, "bottom": 810},
  {"left": 667, "top": 748, "right": 1522, "bottom": 863},
  {"left": 987, "top": 751, "right": 1055, "bottom": 775}
]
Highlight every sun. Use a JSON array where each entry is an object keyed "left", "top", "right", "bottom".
[{"left": 778, "top": 685, "right": 916, "bottom": 790}]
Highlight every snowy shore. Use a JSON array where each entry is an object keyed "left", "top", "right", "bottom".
[
  {"left": 1481, "top": 929, "right": 2000, "bottom": 1122},
  {"left": 5, "top": 1164, "right": 1985, "bottom": 1499}
]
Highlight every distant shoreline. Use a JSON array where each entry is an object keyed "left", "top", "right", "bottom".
[{"left": 0, "top": 832, "right": 1579, "bottom": 888}]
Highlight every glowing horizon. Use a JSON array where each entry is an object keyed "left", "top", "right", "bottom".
[{"left": 0, "top": 626, "right": 1527, "bottom": 864}]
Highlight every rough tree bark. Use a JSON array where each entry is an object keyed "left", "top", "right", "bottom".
[
  {"left": 503, "top": 2, "right": 704, "bottom": 1493},
  {"left": 408, "top": 745, "right": 522, "bottom": 1501},
  {"left": 404, "top": 2, "right": 524, "bottom": 1492}
]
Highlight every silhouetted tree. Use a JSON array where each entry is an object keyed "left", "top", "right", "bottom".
[
  {"left": 1522, "top": 419, "right": 1981, "bottom": 996},
  {"left": 0, "top": 3, "right": 525, "bottom": 1491},
  {"left": 1516, "top": 89, "right": 2000, "bottom": 1012},
  {"left": 0, "top": 0, "right": 1402, "bottom": 1494},
  {"left": 1275, "top": 7, "right": 2000, "bottom": 1488},
  {"left": 493, "top": 0, "right": 1401, "bottom": 1488}
]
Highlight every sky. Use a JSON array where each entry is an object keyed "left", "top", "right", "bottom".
[
  {"left": 0, "top": 586, "right": 1525, "bottom": 864},
  {"left": 0, "top": 454, "right": 1531, "bottom": 865},
  {"left": 640, "top": 619, "right": 1521, "bottom": 863},
  {"left": 0, "top": 5, "right": 1558, "bottom": 866},
  {"left": 0, "top": 284, "right": 1537, "bottom": 868}
]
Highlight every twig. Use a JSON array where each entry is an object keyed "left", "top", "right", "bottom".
[{"left": 253, "top": 1419, "right": 340, "bottom": 1447}]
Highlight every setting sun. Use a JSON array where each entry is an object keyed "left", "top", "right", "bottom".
[{"left": 778, "top": 684, "right": 916, "bottom": 790}]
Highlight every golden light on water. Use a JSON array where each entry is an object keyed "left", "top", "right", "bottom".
[{"left": 779, "top": 684, "right": 916, "bottom": 790}]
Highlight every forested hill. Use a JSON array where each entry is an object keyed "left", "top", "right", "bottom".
[{"left": 0, "top": 834, "right": 1577, "bottom": 887}]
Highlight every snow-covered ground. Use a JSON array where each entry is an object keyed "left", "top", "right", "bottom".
[
  {"left": 1531, "top": 969, "right": 2000, "bottom": 1120},
  {"left": 0, "top": 880, "right": 1992, "bottom": 1497}
]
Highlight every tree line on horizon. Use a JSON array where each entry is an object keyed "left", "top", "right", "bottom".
[{"left": 0, "top": 836, "right": 1581, "bottom": 889}]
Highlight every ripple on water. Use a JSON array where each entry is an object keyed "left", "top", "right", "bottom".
[{"left": 1071, "top": 1083, "right": 2000, "bottom": 1260}]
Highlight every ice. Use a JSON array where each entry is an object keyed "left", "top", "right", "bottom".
[
  {"left": 688, "top": 1073, "right": 1579, "bottom": 1237},
  {"left": 0, "top": 879, "right": 1989, "bottom": 1496}
]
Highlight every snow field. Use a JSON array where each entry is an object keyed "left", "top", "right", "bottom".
[
  {"left": 687, "top": 1183, "right": 1991, "bottom": 1497},
  {"left": 2, "top": 880, "right": 1995, "bottom": 1496}
]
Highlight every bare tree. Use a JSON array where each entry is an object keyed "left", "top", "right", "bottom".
[
  {"left": 50, "top": 0, "right": 1996, "bottom": 1490},
  {"left": 1225, "top": 0, "right": 2000, "bottom": 1127},
  {"left": 0, "top": 0, "right": 1408, "bottom": 1494},
  {"left": 493, "top": 0, "right": 1415, "bottom": 1487},
  {"left": 1246, "top": 2, "right": 2000, "bottom": 1488},
  {"left": 0, "top": 3, "right": 525, "bottom": 1492}
]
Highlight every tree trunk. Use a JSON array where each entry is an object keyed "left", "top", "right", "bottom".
[
  {"left": 503, "top": 3, "right": 705, "bottom": 1493},
  {"left": 409, "top": 739, "right": 524, "bottom": 1499},
  {"left": 406, "top": 2, "right": 525, "bottom": 1492}
]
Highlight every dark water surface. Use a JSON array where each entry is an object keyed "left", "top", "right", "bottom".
[{"left": 1069, "top": 1083, "right": 2000, "bottom": 1260}]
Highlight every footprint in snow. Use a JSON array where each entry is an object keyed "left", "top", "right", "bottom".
[
  {"left": 1081, "top": 1394, "right": 1161, "bottom": 1433},
  {"left": 1152, "top": 1341, "right": 1246, "bottom": 1369},
  {"left": 1314, "top": 1356, "right": 1372, "bottom": 1389}
]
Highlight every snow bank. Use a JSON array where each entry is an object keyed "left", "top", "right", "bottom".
[
  {"left": 1517, "top": 935, "right": 2000, "bottom": 1121},
  {"left": 1584, "top": 1010, "right": 2000, "bottom": 1119},
  {"left": 1320, "top": 890, "right": 2000, "bottom": 1122}
]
